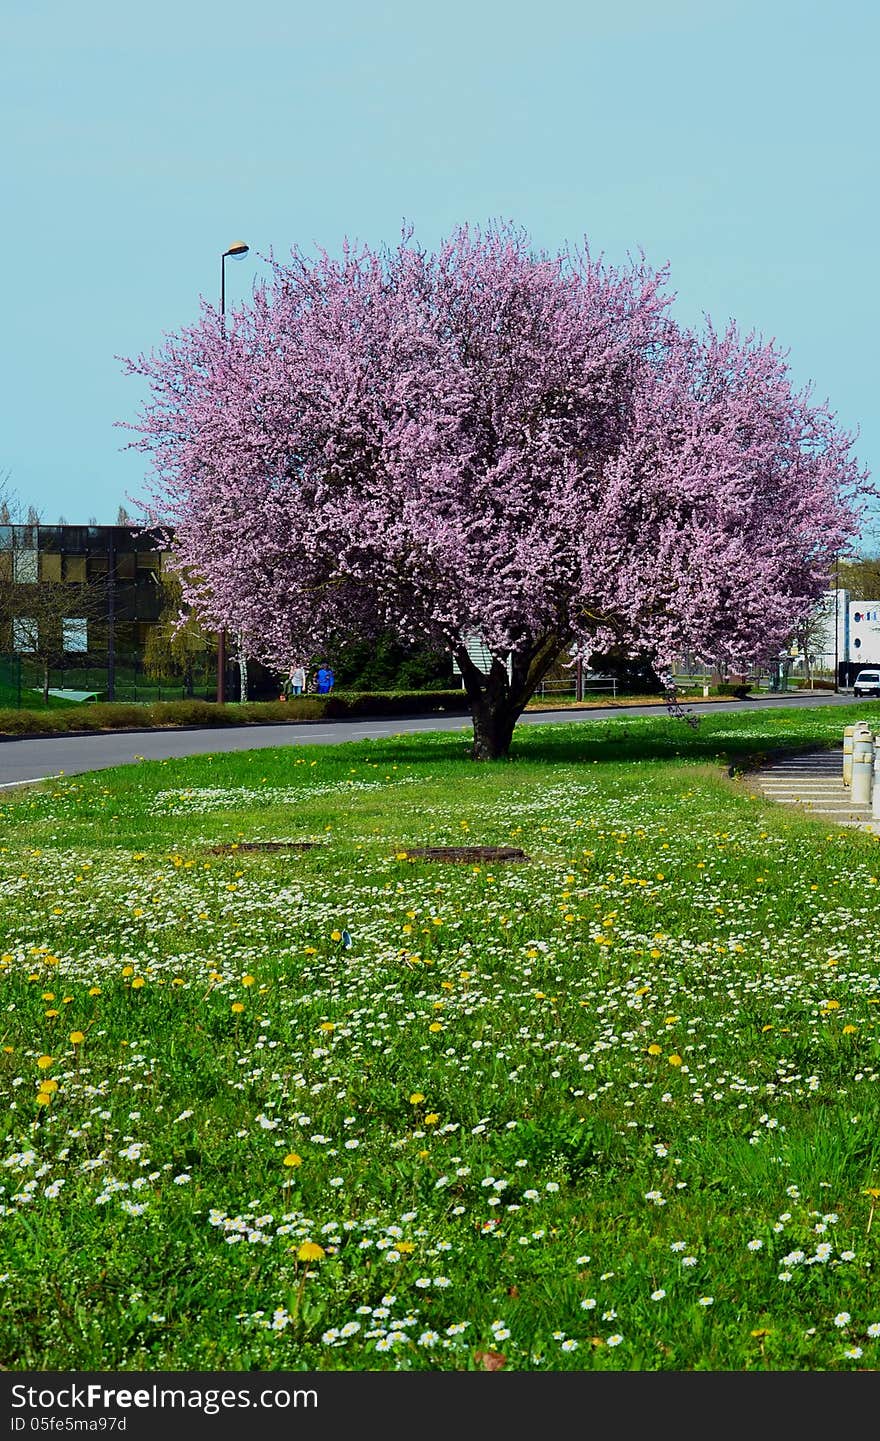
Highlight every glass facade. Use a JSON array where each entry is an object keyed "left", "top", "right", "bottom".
[{"left": 0, "top": 523, "right": 169, "bottom": 701}]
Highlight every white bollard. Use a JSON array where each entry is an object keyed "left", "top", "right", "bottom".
[
  {"left": 843, "top": 724, "right": 857, "bottom": 784},
  {"left": 846, "top": 722, "right": 872, "bottom": 785},
  {"left": 852, "top": 752, "right": 874, "bottom": 807},
  {"left": 872, "top": 751, "right": 880, "bottom": 819},
  {"left": 854, "top": 730, "right": 874, "bottom": 758}
]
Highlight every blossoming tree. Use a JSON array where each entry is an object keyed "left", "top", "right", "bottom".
[{"left": 124, "top": 225, "right": 868, "bottom": 758}]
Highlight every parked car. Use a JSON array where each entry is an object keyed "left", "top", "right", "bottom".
[{"left": 853, "top": 669, "right": 880, "bottom": 698}]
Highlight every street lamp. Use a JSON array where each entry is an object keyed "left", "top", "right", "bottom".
[
  {"left": 221, "top": 240, "right": 249, "bottom": 320},
  {"left": 216, "top": 240, "right": 249, "bottom": 704}
]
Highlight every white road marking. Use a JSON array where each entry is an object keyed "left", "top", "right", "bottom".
[{"left": 0, "top": 776, "right": 55, "bottom": 789}]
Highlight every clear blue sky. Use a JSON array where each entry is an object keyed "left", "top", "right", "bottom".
[{"left": 4, "top": 0, "right": 878, "bottom": 545}]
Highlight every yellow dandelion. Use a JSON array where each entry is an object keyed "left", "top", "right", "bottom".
[
  {"left": 319, "top": 1022, "right": 335, "bottom": 1032},
  {"left": 330, "top": 929, "right": 342, "bottom": 942},
  {"left": 424, "top": 1113, "right": 440, "bottom": 1126},
  {"left": 409, "top": 1093, "right": 426, "bottom": 1105},
  {"left": 283, "top": 1153, "right": 303, "bottom": 1168},
  {"left": 35, "top": 1093, "right": 52, "bottom": 1107},
  {"left": 843, "top": 1024, "right": 858, "bottom": 1035},
  {"left": 647, "top": 1044, "right": 662, "bottom": 1056},
  {"left": 231, "top": 1001, "right": 245, "bottom": 1014},
  {"left": 429, "top": 1022, "right": 443, "bottom": 1033},
  {"left": 131, "top": 977, "right": 145, "bottom": 990},
  {"left": 69, "top": 1031, "right": 85, "bottom": 1045},
  {"left": 241, "top": 974, "right": 255, "bottom": 987},
  {"left": 38, "top": 1078, "right": 58, "bottom": 1094},
  {"left": 36, "top": 1055, "right": 53, "bottom": 1070},
  {"left": 122, "top": 965, "right": 134, "bottom": 977},
  {"left": 668, "top": 1054, "right": 683, "bottom": 1067},
  {"left": 296, "top": 1241, "right": 325, "bottom": 1262}
]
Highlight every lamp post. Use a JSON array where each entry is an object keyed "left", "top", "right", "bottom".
[
  {"left": 834, "top": 550, "right": 840, "bottom": 693},
  {"left": 216, "top": 241, "right": 249, "bottom": 703}
]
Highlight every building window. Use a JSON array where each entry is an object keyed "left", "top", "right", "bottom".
[
  {"left": 63, "top": 618, "right": 88, "bottom": 653},
  {"left": 40, "top": 552, "right": 62, "bottom": 582},
  {"left": 64, "top": 555, "right": 87, "bottom": 582},
  {"left": 12, "top": 618, "right": 38, "bottom": 652},
  {"left": 13, "top": 550, "right": 38, "bottom": 583}
]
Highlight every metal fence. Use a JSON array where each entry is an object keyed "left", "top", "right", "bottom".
[
  {"left": 0, "top": 652, "right": 22, "bottom": 709},
  {"left": 0, "top": 654, "right": 221, "bottom": 709},
  {"left": 535, "top": 674, "right": 618, "bottom": 699}
]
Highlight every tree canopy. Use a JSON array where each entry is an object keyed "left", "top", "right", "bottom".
[{"left": 124, "top": 224, "right": 870, "bottom": 757}]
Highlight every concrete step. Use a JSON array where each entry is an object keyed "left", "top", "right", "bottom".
[{"left": 749, "top": 746, "right": 879, "bottom": 834}]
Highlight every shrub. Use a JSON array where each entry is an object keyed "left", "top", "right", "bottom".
[
  {"left": 0, "top": 690, "right": 469, "bottom": 737},
  {"left": 322, "top": 689, "right": 468, "bottom": 718}
]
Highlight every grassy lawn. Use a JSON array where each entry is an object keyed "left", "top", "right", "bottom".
[{"left": 3, "top": 703, "right": 880, "bottom": 1371}]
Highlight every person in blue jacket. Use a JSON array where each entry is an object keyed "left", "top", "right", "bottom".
[{"left": 316, "top": 665, "right": 335, "bottom": 694}]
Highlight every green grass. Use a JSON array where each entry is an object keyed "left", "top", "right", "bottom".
[
  {"left": 0, "top": 682, "right": 74, "bottom": 711},
  {"left": 3, "top": 702, "right": 880, "bottom": 1371}
]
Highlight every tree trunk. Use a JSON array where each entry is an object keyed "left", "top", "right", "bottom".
[
  {"left": 235, "top": 634, "right": 249, "bottom": 704},
  {"left": 42, "top": 660, "right": 50, "bottom": 705},
  {"left": 456, "top": 634, "right": 566, "bottom": 760},
  {"left": 471, "top": 689, "right": 519, "bottom": 760}
]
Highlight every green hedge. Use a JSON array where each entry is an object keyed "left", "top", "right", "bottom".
[{"left": 0, "top": 690, "right": 470, "bottom": 738}]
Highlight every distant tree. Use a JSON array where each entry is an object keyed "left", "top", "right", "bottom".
[
  {"left": 117, "top": 504, "right": 132, "bottom": 524},
  {"left": 332, "top": 632, "right": 452, "bottom": 691},
  {"left": 0, "top": 470, "right": 16, "bottom": 525},
  {"left": 838, "top": 553, "right": 880, "bottom": 600},
  {"left": 25, "top": 505, "right": 41, "bottom": 526},
  {"left": 789, "top": 606, "right": 834, "bottom": 688},
  {"left": 127, "top": 224, "right": 871, "bottom": 759},
  {"left": 143, "top": 569, "right": 210, "bottom": 698}
]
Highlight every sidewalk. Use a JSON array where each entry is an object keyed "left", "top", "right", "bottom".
[{"left": 747, "top": 748, "right": 879, "bottom": 834}]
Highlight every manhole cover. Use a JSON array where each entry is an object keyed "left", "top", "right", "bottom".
[
  {"left": 209, "top": 841, "right": 319, "bottom": 853},
  {"left": 400, "top": 846, "right": 531, "bottom": 863}
]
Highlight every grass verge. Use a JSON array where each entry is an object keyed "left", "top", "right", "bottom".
[{"left": 2, "top": 702, "right": 880, "bottom": 1370}]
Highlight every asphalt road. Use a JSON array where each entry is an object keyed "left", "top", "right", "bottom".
[{"left": 0, "top": 691, "right": 866, "bottom": 790}]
